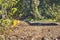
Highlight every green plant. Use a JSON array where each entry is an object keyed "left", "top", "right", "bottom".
[
  {"left": 56, "top": 14, "right": 60, "bottom": 22},
  {"left": 0, "top": 19, "right": 12, "bottom": 27}
]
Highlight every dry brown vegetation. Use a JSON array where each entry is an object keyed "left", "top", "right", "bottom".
[{"left": 0, "top": 21, "right": 60, "bottom": 40}]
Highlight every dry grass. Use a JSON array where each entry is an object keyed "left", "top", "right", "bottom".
[{"left": 0, "top": 21, "right": 60, "bottom": 40}]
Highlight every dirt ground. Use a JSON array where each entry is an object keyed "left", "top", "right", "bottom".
[{"left": 0, "top": 21, "right": 60, "bottom": 40}]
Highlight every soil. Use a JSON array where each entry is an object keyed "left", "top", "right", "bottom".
[{"left": 0, "top": 21, "right": 60, "bottom": 40}]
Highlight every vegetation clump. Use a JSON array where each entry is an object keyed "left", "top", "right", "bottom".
[{"left": 0, "top": 0, "right": 60, "bottom": 27}]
